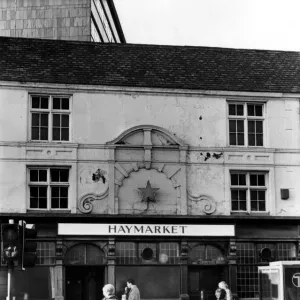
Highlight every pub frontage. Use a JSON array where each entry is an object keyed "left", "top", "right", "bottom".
[{"left": 2, "top": 216, "right": 299, "bottom": 300}]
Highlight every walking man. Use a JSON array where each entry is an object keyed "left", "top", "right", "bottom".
[{"left": 127, "top": 279, "right": 140, "bottom": 300}]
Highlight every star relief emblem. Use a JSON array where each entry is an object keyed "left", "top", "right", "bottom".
[{"left": 138, "top": 180, "right": 160, "bottom": 203}]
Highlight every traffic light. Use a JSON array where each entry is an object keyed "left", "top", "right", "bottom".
[
  {"left": 20, "top": 223, "right": 37, "bottom": 268},
  {"left": 1, "top": 223, "right": 20, "bottom": 262}
]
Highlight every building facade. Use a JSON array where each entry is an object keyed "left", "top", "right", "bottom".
[
  {"left": 0, "top": 0, "right": 126, "bottom": 43},
  {"left": 1, "top": 37, "right": 300, "bottom": 300}
]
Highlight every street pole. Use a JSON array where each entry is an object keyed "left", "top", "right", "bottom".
[
  {"left": 7, "top": 261, "right": 13, "bottom": 300},
  {"left": 6, "top": 219, "right": 14, "bottom": 300}
]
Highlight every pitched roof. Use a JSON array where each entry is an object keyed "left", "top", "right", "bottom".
[{"left": 1, "top": 36, "right": 300, "bottom": 93}]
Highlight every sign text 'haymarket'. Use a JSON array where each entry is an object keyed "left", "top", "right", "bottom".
[{"left": 58, "top": 223, "right": 235, "bottom": 237}]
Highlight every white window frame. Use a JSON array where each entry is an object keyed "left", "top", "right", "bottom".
[
  {"left": 28, "top": 167, "right": 70, "bottom": 211},
  {"left": 228, "top": 102, "right": 265, "bottom": 147},
  {"left": 230, "top": 171, "right": 268, "bottom": 213},
  {"left": 29, "top": 94, "right": 72, "bottom": 142}
]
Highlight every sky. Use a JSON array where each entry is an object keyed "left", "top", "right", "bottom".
[{"left": 114, "top": 0, "right": 300, "bottom": 51}]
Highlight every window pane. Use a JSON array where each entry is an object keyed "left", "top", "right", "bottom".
[
  {"left": 229, "top": 120, "right": 236, "bottom": 132},
  {"left": 250, "top": 174, "right": 257, "bottom": 186},
  {"left": 30, "top": 197, "right": 38, "bottom": 208},
  {"left": 257, "top": 134, "right": 263, "bottom": 146},
  {"left": 60, "top": 187, "right": 68, "bottom": 197},
  {"left": 240, "top": 190, "right": 246, "bottom": 200},
  {"left": 39, "top": 186, "right": 47, "bottom": 198},
  {"left": 53, "top": 98, "right": 61, "bottom": 109},
  {"left": 231, "top": 190, "right": 238, "bottom": 200},
  {"left": 52, "top": 128, "right": 60, "bottom": 141},
  {"left": 229, "top": 134, "right": 236, "bottom": 145},
  {"left": 259, "top": 201, "right": 265, "bottom": 211},
  {"left": 239, "top": 174, "right": 246, "bottom": 185},
  {"left": 60, "top": 198, "right": 68, "bottom": 208},
  {"left": 41, "top": 97, "right": 49, "bottom": 109},
  {"left": 229, "top": 104, "right": 236, "bottom": 115},
  {"left": 51, "top": 198, "right": 59, "bottom": 208},
  {"left": 255, "top": 105, "right": 263, "bottom": 116},
  {"left": 250, "top": 190, "right": 257, "bottom": 200},
  {"left": 51, "top": 186, "right": 59, "bottom": 197},
  {"left": 53, "top": 114, "right": 60, "bottom": 126},
  {"left": 39, "top": 198, "right": 47, "bottom": 209},
  {"left": 248, "top": 133, "right": 255, "bottom": 146},
  {"left": 51, "top": 169, "right": 60, "bottom": 182},
  {"left": 60, "top": 169, "right": 69, "bottom": 182},
  {"left": 240, "top": 200, "right": 247, "bottom": 211},
  {"left": 248, "top": 120, "right": 255, "bottom": 133},
  {"left": 238, "top": 133, "right": 244, "bottom": 145},
  {"left": 231, "top": 174, "right": 238, "bottom": 185},
  {"left": 257, "top": 175, "right": 265, "bottom": 186},
  {"left": 32, "top": 113, "right": 40, "bottom": 126},
  {"left": 39, "top": 170, "right": 47, "bottom": 182},
  {"left": 31, "top": 127, "right": 39, "bottom": 140},
  {"left": 256, "top": 121, "right": 263, "bottom": 133},
  {"left": 40, "top": 127, "right": 48, "bottom": 140},
  {"left": 250, "top": 200, "right": 258, "bottom": 211},
  {"left": 237, "top": 120, "right": 244, "bottom": 132},
  {"left": 61, "top": 128, "right": 69, "bottom": 141},
  {"left": 30, "top": 186, "right": 38, "bottom": 197},
  {"left": 258, "top": 190, "right": 265, "bottom": 200},
  {"left": 247, "top": 104, "right": 255, "bottom": 116},
  {"left": 30, "top": 170, "right": 38, "bottom": 182},
  {"left": 32, "top": 97, "right": 40, "bottom": 108},
  {"left": 40, "top": 114, "right": 48, "bottom": 126},
  {"left": 232, "top": 201, "right": 239, "bottom": 210},
  {"left": 237, "top": 105, "right": 244, "bottom": 116},
  {"left": 61, "top": 114, "right": 69, "bottom": 127},
  {"left": 62, "top": 98, "right": 69, "bottom": 110}
]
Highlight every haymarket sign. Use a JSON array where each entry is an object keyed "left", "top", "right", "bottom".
[{"left": 58, "top": 223, "right": 235, "bottom": 237}]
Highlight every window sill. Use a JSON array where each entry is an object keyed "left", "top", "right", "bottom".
[
  {"left": 27, "top": 209, "right": 71, "bottom": 213},
  {"left": 231, "top": 211, "right": 270, "bottom": 216}
]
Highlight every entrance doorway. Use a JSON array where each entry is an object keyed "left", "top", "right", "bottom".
[
  {"left": 188, "top": 266, "right": 227, "bottom": 300},
  {"left": 65, "top": 266, "right": 104, "bottom": 300}
]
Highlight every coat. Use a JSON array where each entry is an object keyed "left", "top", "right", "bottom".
[{"left": 128, "top": 285, "right": 140, "bottom": 300}]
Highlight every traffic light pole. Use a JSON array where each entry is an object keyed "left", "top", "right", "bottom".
[
  {"left": 6, "top": 219, "right": 15, "bottom": 300},
  {"left": 6, "top": 261, "right": 14, "bottom": 300}
]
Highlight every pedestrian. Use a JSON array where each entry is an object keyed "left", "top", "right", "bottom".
[
  {"left": 103, "top": 284, "right": 118, "bottom": 300},
  {"left": 218, "top": 281, "right": 233, "bottom": 300},
  {"left": 215, "top": 288, "right": 226, "bottom": 300},
  {"left": 122, "top": 287, "right": 130, "bottom": 300},
  {"left": 126, "top": 279, "right": 140, "bottom": 300}
]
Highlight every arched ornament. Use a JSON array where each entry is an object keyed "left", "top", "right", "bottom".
[
  {"left": 106, "top": 124, "right": 186, "bottom": 147},
  {"left": 187, "top": 191, "right": 217, "bottom": 215}
]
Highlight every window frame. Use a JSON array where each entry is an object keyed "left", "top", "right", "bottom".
[
  {"left": 230, "top": 171, "right": 268, "bottom": 214},
  {"left": 227, "top": 101, "right": 265, "bottom": 147},
  {"left": 29, "top": 94, "right": 72, "bottom": 142},
  {"left": 27, "top": 166, "right": 70, "bottom": 211}
]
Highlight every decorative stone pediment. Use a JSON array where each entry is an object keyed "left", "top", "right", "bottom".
[
  {"left": 105, "top": 125, "right": 188, "bottom": 215},
  {"left": 106, "top": 125, "right": 186, "bottom": 148}
]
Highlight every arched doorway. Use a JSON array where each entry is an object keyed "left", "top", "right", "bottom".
[
  {"left": 188, "top": 244, "right": 228, "bottom": 300},
  {"left": 64, "top": 243, "right": 106, "bottom": 300}
]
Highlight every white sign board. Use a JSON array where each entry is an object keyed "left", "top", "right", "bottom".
[{"left": 58, "top": 223, "right": 235, "bottom": 237}]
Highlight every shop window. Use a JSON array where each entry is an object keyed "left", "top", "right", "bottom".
[
  {"left": 36, "top": 242, "right": 56, "bottom": 265},
  {"left": 30, "top": 95, "right": 71, "bottom": 142},
  {"left": 236, "top": 242, "right": 297, "bottom": 299},
  {"left": 228, "top": 102, "right": 264, "bottom": 146},
  {"left": 230, "top": 171, "right": 267, "bottom": 213},
  {"left": 64, "top": 243, "right": 106, "bottom": 265},
  {"left": 159, "top": 243, "right": 180, "bottom": 264},
  {"left": 116, "top": 242, "right": 180, "bottom": 265},
  {"left": 188, "top": 244, "right": 225, "bottom": 264},
  {"left": 28, "top": 167, "right": 70, "bottom": 210}
]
